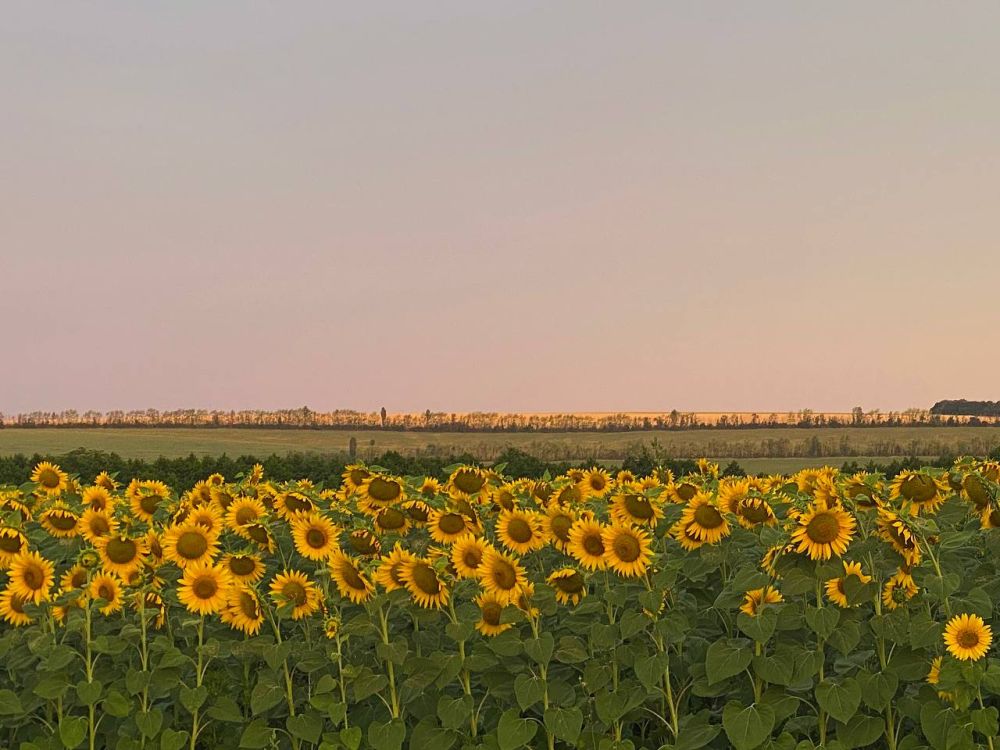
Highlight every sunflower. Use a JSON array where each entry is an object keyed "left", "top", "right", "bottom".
[
  {"left": 547, "top": 568, "right": 586, "bottom": 606},
  {"left": 602, "top": 525, "right": 653, "bottom": 578},
  {"left": 550, "top": 483, "right": 584, "bottom": 507},
  {"left": 876, "top": 510, "right": 922, "bottom": 565},
  {"left": 94, "top": 471, "right": 118, "bottom": 492},
  {"left": 221, "top": 553, "right": 266, "bottom": 583},
  {"left": 246, "top": 463, "right": 265, "bottom": 485},
  {"left": 790, "top": 501, "right": 855, "bottom": 561},
  {"left": 528, "top": 481, "right": 553, "bottom": 506},
  {"left": 824, "top": 561, "right": 872, "bottom": 608},
  {"left": 61, "top": 564, "right": 89, "bottom": 592},
  {"left": 581, "top": 468, "right": 612, "bottom": 499},
  {"left": 8, "top": 550, "right": 54, "bottom": 604},
  {"left": 358, "top": 475, "right": 406, "bottom": 513},
  {"left": 734, "top": 497, "right": 777, "bottom": 529},
  {"left": 221, "top": 586, "right": 265, "bottom": 635},
  {"left": 881, "top": 570, "right": 918, "bottom": 610},
  {"left": 427, "top": 509, "right": 472, "bottom": 545},
  {"left": 399, "top": 557, "right": 449, "bottom": 609},
  {"left": 128, "top": 480, "right": 171, "bottom": 523},
  {"left": 273, "top": 491, "right": 315, "bottom": 521},
  {"left": 241, "top": 522, "right": 276, "bottom": 553},
  {"left": 374, "top": 544, "right": 417, "bottom": 592},
  {"left": 515, "top": 581, "right": 539, "bottom": 619},
  {"left": 496, "top": 509, "right": 546, "bottom": 555},
  {"left": 402, "top": 500, "right": 432, "bottom": 526},
  {"left": 39, "top": 505, "right": 81, "bottom": 538},
  {"left": 162, "top": 523, "right": 219, "bottom": 568},
  {"left": 478, "top": 548, "right": 528, "bottom": 606},
  {"left": 474, "top": 591, "right": 512, "bottom": 637},
  {"left": 80, "top": 508, "right": 117, "bottom": 543},
  {"left": 328, "top": 554, "right": 374, "bottom": 605},
  {"left": 0, "top": 527, "right": 29, "bottom": 567},
  {"left": 616, "top": 470, "right": 636, "bottom": 485},
  {"left": 291, "top": 513, "right": 341, "bottom": 561},
  {"left": 81, "top": 486, "right": 115, "bottom": 511},
  {"left": 372, "top": 507, "right": 410, "bottom": 536},
  {"left": 979, "top": 505, "right": 1000, "bottom": 530},
  {"left": 540, "top": 503, "right": 576, "bottom": 552},
  {"left": 944, "top": 613, "right": 992, "bottom": 661},
  {"left": 697, "top": 459, "right": 720, "bottom": 478},
  {"left": 842, "top": 473, "right": 882, "bottom": 509},
  {"left": 795, "top": 467, "right": 836, "bottom": 496},
  {"left": 491, "top": 484, "right": 518, "bottom": 512},
  {"left": 567, "top": 519, "right": 609, "bottom": 570},
  {"left": 89, "top": 573, "right": 124, "bottom": 616},
  {"left": 178, "top": 562, "right": 232, "bottom": 615},
  {"left": 671, "top": 520, "right": 705, "bottom": 551},
  {"left": 609, "top": 491, "right": 662, "bottom": 528},
  {"left": 418, "top": 477, "right": 442, "bottom": 499},
  {"left": 0, "top": 587, "right": 32, "bottom": 627},
  {"left": 961, "top": 473, "right": 994, "bottom": 509},
  {"left": 448, "top": 466, "right": 488, "bottom": 499},
  {"left": 32, "top": 462, "right": 68, "bottom": 495},
  {"left": 890, "top": 470, "right": 950, "bottom": 516},
  {"left": 718, "top": 479, "right": 753, "bottom": 515},
  {"left": 347, "top": 529, "right": 382, "bottom": 557},
  {"left": 927, "top": 656, "right": 956, "bottom": 703},
  {"left": 0, "top": 493, "right": 32, "bottom": 522},
  {"left": 740, "top": 586, "right": 784, "bottom": 617},
  {"left": 342, "top": 464, "right": 372, "bottom": 494},
  {"left": 187, "top": 505, "right": 224, "bottom": 535},
  {"left": 227, "top": 497, "right": 267, "bottom": 533},
  {"left": 677, "top": 494, "right": 731, "bottom": 544},
  {"left": 451, "top": 535, "right": 489, "bottom": 578}
]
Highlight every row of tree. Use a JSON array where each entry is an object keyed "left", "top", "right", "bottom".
[
  {"left": 931, "top": 399, "right": 1000, "bottom": 417},
  {"left": 3, "top": 406, "right": 998, "bottom": 431}
]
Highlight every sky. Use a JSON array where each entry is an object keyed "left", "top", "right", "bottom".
[{"left": 2, "top": 3, "right": 999, "bottom": 415}]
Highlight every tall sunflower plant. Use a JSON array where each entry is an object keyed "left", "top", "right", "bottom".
[{"left": 0, "top": 461, "right": 1000, "bottom": 749}]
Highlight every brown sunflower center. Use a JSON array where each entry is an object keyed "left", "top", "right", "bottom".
[
  {"left": 88, "top": 515, "right": 111, "bottom": 535},
  {"left": 246, "top": 524, "right": 270, "bottom": 545},
  {"left": 901, "top": 475, "right": 937, "bottom": 503},
  {"left": 367, "top": 478, "right": 402, "bottom": 503},
  {"left": 489, "top": 558, "right": 518, "bottom": 590},
  {"left": 349, "top": 532, "right": 378, "bottom": 555},
  {"left": 0, "top": 532, "right": 23, "bottom": 553},
  {"left": 48, "top": 512, "right": 78, "bottom": 530},
  {"left": 495, "top": 492, "right": 515, "bottom": 511},
  {"left": 235, "top": 506, "right": 259, "bottom": 525},
  {"left": 437, "top": 513, "right": 466, "bottom": 535},
  {"left": 612, "top": 533, "right": 641, "bottom": 562},
  {"left": 581, "top": 532, "right": 605, "bottom": 557},
  {"left": 462, "top": 547, "right": 483, "bottom": 568},
  {"left": 338, "top": 564, "right": 366, "bottom": 592},
  {"left": 37, "top": 469, "right": 61, "bottom": 488},
  {"left": 106, "top": 537, "right": 139, "bottom": 564},
  {"left": 957, "top": 629, "right": 981, "bottom": 649},
  {"left": 22, "top": 565, "right": 44, "bottom": 590},
  {"left": 589, "top": 475, "right": 607, "bottom": 491},
  {"left": 481, "top": 600, "right": 503, "bottom": 626},
  {"left": 676, "top": 483, "right": 698, "bottom": 502},
  {"left": 506, "top": 518, "right": 533, "bottom": 544},
  {"left": 139, "top": 495, "right": 162, "bottom": 515},
  {"left": 97, "top": 583, "right": 115, "bottom": 601},
  {"left": 238, "top": 591, "right": 261, "bottom": 619},
  {"left": 377, "top": 508, "right": 406, "bottom": 530},
  {"left": 693, "top": 504, "right": 724, "bottom": 530},
  {"left": 406, "top": 503, "right": 430, "bottom": 522},
  {"left": 558, "top": 486, "right": 582, "bottom": 504},
  {"left": 306, "top": 528, "right": 328, "bottom": 548},
  {"left": 549, "top": 514, "right": 572, "bottom": 542},
  {"left": 964, "top": 476, "right": 990, "bottom": 507},
  {"left": 71, "top": 570, "right": 88, "bottom": 588},
  {"left": 623, "top": 495, "right": 654, "bottom": 520},
  {"left": 410, "top": 563, "right": 440, "bottom": 595},
  {"left": 806, "top": 512, "right": 841, "bottom": 544},
  {"left": 349, "top": 469, "right": 370, "bottom": 487},
  {"left": 554, "top": 572, "right": 584, "bottom": 594},
  {"left": 228, "top": 556, "right": 256, "bottom": 576},
  {"left": 284, "top": 494, "right": 313, "bottom": 514},
  {"left": 193, "top": 577, "right": 218, "bottom": 600},
  {"left": 176, "top": 531, "right": 209, "bottom": 559},
  {"left": 453, "top": 471, "right": 485, "bottom": 495},
  {"left": 739, "top": 501, "right": 771, "bottom": 524}
]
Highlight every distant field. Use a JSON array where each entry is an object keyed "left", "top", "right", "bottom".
[{"left": 0, "top": 427, "right": 996, "bottom": 472}]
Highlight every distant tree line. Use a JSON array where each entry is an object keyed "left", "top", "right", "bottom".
[
  {"left": 1, "top": 405, "right": 998, "bottom": 432},
  {"left": 931, "top": 400, "right": 1000, "bottom": 417}
]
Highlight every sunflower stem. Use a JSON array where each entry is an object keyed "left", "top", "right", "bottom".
[
  {"left": 377, "top": 603, "right": 401, "bottom": 719},
  {"left": 84, "top": 599, "right": 96, "bottom": 750},
  {"left": 189, "top": 615, "right": 204, "bottom": 750}
]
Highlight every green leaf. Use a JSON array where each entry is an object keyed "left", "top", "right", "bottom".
[
  {"left": 159, "top": 729, "right": 189, "bottom": 750},
  {"left": 339, "top": 726, "right": 362, "bottom": 750},
  {"left": 544, "top": 706, "right": 583, "bottom": 744},
  {"left": 207, "top": 696, "right": 244, "bottom": 723},
  {"left": 738, "top": 608, "right": 778, "bottom": 642},
  {"left": 554, "top": 636, "right": 589, "bottom": 664},
  {"left": 102, "top": 690, "right": 132, "bottom": 718},
  {"left": 753, "top": 650, "right": 795, "bottom": 686},
  {"left": 239, "top": 719, "right": 275, "bottom": 749},
  {"left": 135, "top": 709, "right": 163, "bottom": 739},
  {"left": 634, "top": 652, "right": 670, "bottom": 691},
  {"left": 178, "top": 685, "right": 208, "bottom": 714},
  {"left": 250, "top": 680, "right": 285, "bottom": 715},
  {"left": 76, "top": 680, "right": 102, "bottom": 706},
  {"left": 59, "top": 716, "right": 88, "bottom": 749},
  {"left": 437, "top": 694, "right": 472, "bottom": 731},
  {"left": 972, "top": 707, "right": 999, "bottom": 738},
  {"left": 804, "top": 605, "right": 840, "bottom": 639},
  {"left": 286, "top": 711, "right": 323, "bottom": 744},
  {"left": 497, "top": 708, "right": 538, "bottom": 750},
  {"left": 920, "top": 702, "right": 957, "bottom": 750},
  {"left": 836, "top": 713, "right": 884, "bottom": 749},
  {"left": 816, "top": 678, "right": 862, "bottom": 724},
  {"left": 706, "top": 638, "right": 752, "bottom": 684},
  {"left": 409, "top": 718, "right": 457, "bottom": 750},
  {"left": 857, "top": 671, "right": 897, "bottom": 712},
  {"left": 524, "top": 633, "right": 555, "bottom": 666},
  {"left": 368, "top": 718, "right": 406, "bottom": 750},
  {"left": 722, "top": 701, "right": 776, "bottom": 750},
  {"left": 514, "top": 674, "right": 545, "bottom": 710}
]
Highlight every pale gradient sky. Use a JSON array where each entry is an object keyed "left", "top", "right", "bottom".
[{"left": 2, "top": 3, "right": 999, "bottom": 415}]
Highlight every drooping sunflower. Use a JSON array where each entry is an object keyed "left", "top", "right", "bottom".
[
  {"left": 372, "top": 506, "right": 411, "bottom": 536},
  {"left": 824, "top": 561, "right": 872, "bottom": 608},
  {"left": 417, "top": 477, "right": 442, "bottom": 500},
  {"left": 374, "top": 544, "right": 417, "bottom": 592},
  {"left": 496, "top": 509, "right": 546, "bottom": 555},
  {"left": 80, "top": 508, "right": 117, "bottom": 544},
  {"left": 341, "top": 464, "right": 372, "bottom": 495},
  {"left": 0, "top": 527, "right": 29, "bottom": 567},
  {"left": 491, "top": 484, "right": 518, "bottom": 513},
  {"left": 32, "top": 462, "right": 68, "bottom": 496},
  {"left": 602, "top": 524, "right": 653, "bottom": 578},
  {"left": 475, "top": 591, "right": 512, "bottom": 637},
  {"left": 979, "top": 504, "right": 1000, "bottom": 530},
  {"left": 8, "top": 550, "right": 54, "bottom": 604},
  {"left": 178, "top": 561, "right": 232, "bottom": 615},
  {"left": 876, "top": 510, "right": 922, "bottom": 565},
  {"left": 328, "top": 554, "right": 374, "bottom": 605},
  {"left": 221, "top": 552, "right": 266, "bottom": 583},
  {"left": 609, "top": 491, "right": 662, "bottom": 528},
  {"left": 89, "top": 573, "right": 124, "bottom": 616},
  {"left": 961, "top": 472, "right": 993, "bottom": 509},
  {"left": 881, "top": 569, "right": 918, "bottom": 610},
  {"left": 273, "top": 491, "right": 315, "bottom": 521},
  {"left": 582, "top": 468, "right": 612, "bottom": 499},
  {"left": 241, "top": 522, "right": 276, "bottom": 553},
  {"left": 740, "top": 586, "right": 784, "bottom": 617},
  {"left": 0, "top": 492, "right": 32, "bottom": 522},
  {"left": 451, "top": 534, "right": 489, "bottom": 579},
  {"left": 162, "top": 523, "right": 219, "bottom": 569},
  {"left": 842, "top": 473, "right": 883, "bottom": 509},
  {"left": 478, "top": 547, "right": 528, "bottom": 606},
  {"left": 447, "top": 466, "right": 489, "bottom": 499},
  {"left": 944, "top": 613, "right": 992, "bottom": 661},
  {"left": 547, "top": 568, "right": 586, "bottom": 606},
  {"left": 0, "top": 587, "right": 32, "bottom": 627},
  {"left": 671, "top": 520, "right": 705, "bottom": 551},
  {"left": 221, "top": 586, "right": 266, "bottom": 635},
  {"left": 358, "top": 475, "right": 406, "bottom": 513},
  {"left": 567, "top": 519, "right": 609, "bottom": 570},
  {"left": 81, "top": 486, "right": 115, "bottom": 511},
  {"left": 890, "top": 470, "right": 950, "bottom": 516},
  {"left": 227, "top": 497, "right": 267, "bottom": 533},
  {"left": 347, "top": 529, "right": 382, "bottom": 557},
  {"left": 94, "top": 471, "right": 118, "bottom": 492},
  {"left": 677, "top": 494, "right": 731, "bottom": 544},
  {"left": 427, "top": 509, "right": 472, "bottom": 545},
  {"left": 790, "top": 500, "right": 855, "bottom": 561},
  {"left": 39, "top": 505, "right": 81, "bottom": 539},
  {"left": 399, "top": 557, "right": 449, "bottom": 609},
  {"left": 61, "top": 564, "right": 89, "bottom": 592},
  {"left": 128, "top": 480, "right": 171, "bottom": 522},
  {"left": 734, "top": 497, "right": 777, "bottom": 529},
  {"left": 402, "top": 500, "right": 432, "bottom": 526},
  {"left": 291, "top": 513, "right": 341, "bottom": 561},
  {"left": 96, "top": 534, "right": 149, "bottom": 578},
  {"left": 550, "top": 483, "right": 584, "bottom": 507}
]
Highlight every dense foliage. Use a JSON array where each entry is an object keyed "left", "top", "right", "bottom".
[
  {"left": 1, "top": 457, "right": 1000, "bottom": 750},
  {"left": 931, "top": 401, "right": 1000, "bottom": 418}
]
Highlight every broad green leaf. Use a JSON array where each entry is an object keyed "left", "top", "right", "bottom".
[
  {"left": 722, "top": 701, "right": 775, "bottom": 750},
  {"left": 836, "top": 713, "right": 884, "bottom": 749},
  {"left": 59, "top": 716, "right": 88, "bottom": 749},
  {"left": 286, "top": 711, "right": 323, "bottom": 744},
  {"left": 816, "top": 678, "right": 862, "bottom": 724},
  {"left": 706, "top": 638, "right": 752, "bottom": 684},
  {"left": 497, "top": 709, "right": 537, "bottom": 750},
  {"left": 544, "top": 706, "right": 583, "bottom": 744},
  {"left": 368, "top": 718, "right": 406, "bottom": 750}
]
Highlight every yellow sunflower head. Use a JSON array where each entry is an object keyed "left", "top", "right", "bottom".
[
  {"left": 162, "top": 522, "right": 219, "bottom": 569},
  {"left": 547, "top": 568, "right": 586, "bottom": 606},
  {"left": 944, "top": 613, "right": 992, "bottom": 661},
  {"left": 474, "top": 591, "right": 512, "bottom": 637},
  {"left": 450, "top": 534, "right": 489, "bottom": 579},
  {"left": 178, "top": 562, "right": 232, "bottom": 615},
  {"left": 32, "top": 462, "right": 68, "bottom": 496},
  {"left": 602, "top": 524, "right": 653, "bottom": 578},
  {"left": 8, "top": 550, "right": 54, "bottom": 604},
  {"left": 567, "top": 519, "right": 608, "bottom": 571},
  {"left": 478, "top": 548, "right": 528, "bottom": 606},
  {"left": 677, "top": 493, "right": 731, "bottom": 545},
  {"left": 790, "top": 500, "right": 855, "bottom": 561},
  {"left": 328, "top": 554, "right": 374, "bottom": 606},
  {"left": 740, "top": 586, "right": 783, "bottom": 617},
  {"left": 399, "top": 558, "right": 449, "bottom": 609},
  {"left": 291, "top": 513, "right": 341, "bottom": 561},
  {"left": 496, "top": 509, "right": 545, "bottom": 555}
]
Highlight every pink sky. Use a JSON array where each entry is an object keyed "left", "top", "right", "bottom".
[{"left": 2, "top": 4, "right": 999, "bottom": 415}]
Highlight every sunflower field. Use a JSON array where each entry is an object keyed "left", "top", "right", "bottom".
[{"left": 1, "top": 458, "right": 1000, "bottom": 750}]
